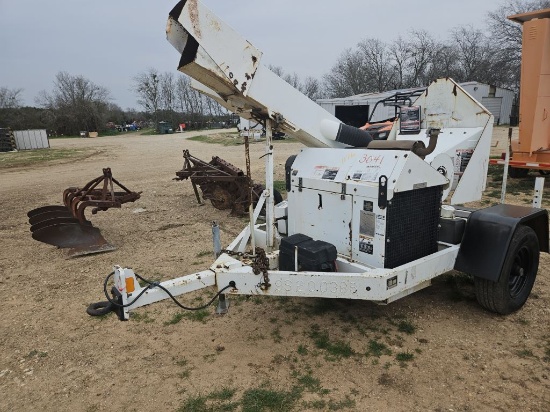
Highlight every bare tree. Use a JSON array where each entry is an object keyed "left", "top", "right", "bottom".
[
  {"left": 301, "top": 76, "right": 324, "bottom": 100},
  {"left": 323, "top": 48, "right": 371, "bottom": 97},
  {"left": 159, "top": 72, "right": 175, "bottom": 112},
  {"left": 389, "top": 37, "right": 410, "bottom": 89},
  {"left": 451, "top": 26, "right": 494, "bottom": 82},
  {"left": 268, "top": 65, "right": 325, "bottom": 100},
  {"left": 175, "top": 75, "right": 200, "bottom": 116},
  {"left": 405, "top": 30, "right": 437, "bottom": 87},
  {"left": 426, "top": 44, "right": 462, "bottom": 82},
  {"left": 357, "top": 38, "right": 395, "bottom": 92},
  {"left": 133, "top": 68, "right": 161, "bottom": 124},
  {"left": 36, "top": 72, "right": 110, "bottom": 135},
  {"left": 0, "top": 87, "right": 23, "bottom": 109},
  {"left": 487, "top": 0, "right": 550, "bottom": 89},
  {"left": 283, "top": 72, "right": 301, "bottom": 89},
  {"left": 268, "top": 65, "right": 285, "bottom": 77}
]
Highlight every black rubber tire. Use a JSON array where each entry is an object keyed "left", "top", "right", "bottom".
[
  {"left": 509, "top": 166, "right": 529, "bottom": 178},
  {"left": 474, "top": 225, "right": 539, "bottom": 315},
  {"left": 87, "top": 301, "right": 114, "bottom": 316}
]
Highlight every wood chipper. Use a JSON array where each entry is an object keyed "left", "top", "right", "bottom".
[{"left": 88, "top": 0, "right": 548, "bottom": 319}]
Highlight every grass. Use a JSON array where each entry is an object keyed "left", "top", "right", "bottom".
[
  {"left": 140, "top": 128, "right": 159, "bottom": 135},
  {"left": 293, "top": 371, "right": 328, "bottom": 394},
  {"left": 196, "top": 250, "right": 212, "bottom": 258},
  {"left": 176, "top": 357, "right": 194, "bottom": 379},
  {"left": 395, "top": 352, "right": 414, "bottom": 362},
  {"left": 485, "top": 164, "right": 550, "bottom": 202},
  {"left": 327, "top": 396, "right": 356, "bottom": 410},
  {"left": 308, "top": 324, "right": 354, "bottom": 359},
  {"left": 241, "top": 387, "right": 301, "bottom": 412},
  {"left": 178, "top": 373, "right": 354, "bottom": 412},
  {"left": 164, "top": 309, "right": 210, "bottom": 325},
  {"left": 0, "top": 148, "right": 100, "bottom": 169},
  {"left": 188, "top": 133, "right": 246, "bottom": 146},
  {"left": 273, "top": 180, "right": 287, "bottom": 196},
  {"left": 366, "top": 339, "right": 392, "bottom": 357},
  {"left": 177, "top": 388, "right": 239, "bottom": 412},
  {"left": 130, "top": 311, "right": 154, "bottom": 323},
  {"left": 297, "top": 344, "right": 308, "bottom": 356},
  {"left": 397, "top": 320, "right": 416, "bottom": 335},
  {"left": 25, "top": 350, "right": 48, "bottom": 359}
]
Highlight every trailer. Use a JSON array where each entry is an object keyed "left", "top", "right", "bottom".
[
  {"left": 490, "top": 9, "right": 550, "bottom": 177},
  {"left": 88, "top": 0, "right": 548, "bottom": 320}
]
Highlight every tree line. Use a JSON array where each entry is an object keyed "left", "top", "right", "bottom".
[
  {"left": 320, "top": 0, "right": 550, "bottom": 98},
  {"left": 1, "top": 0, "right": 548, "bottom": 134}
]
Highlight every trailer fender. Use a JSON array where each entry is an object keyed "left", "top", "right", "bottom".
[{"left": 454, "top": 204, "right": 548, "bottom": 281}]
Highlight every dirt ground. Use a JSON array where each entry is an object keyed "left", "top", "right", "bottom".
[{"left": 0, "top": 127, "right": 549, "bottom": 412}]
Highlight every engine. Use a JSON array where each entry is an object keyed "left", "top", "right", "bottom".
[{"left": 284, "top": 148, "right": 448, "bottom": 269}]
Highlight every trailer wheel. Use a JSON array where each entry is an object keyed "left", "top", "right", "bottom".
[
  {"left": 474, "top": 225, "right": 539, "bottom": 314},
  {"left": 509, "top": 166, "right": 529, "bottom": 178}
]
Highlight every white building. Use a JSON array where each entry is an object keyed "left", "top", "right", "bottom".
[{"left": 317, "top": 82, "right": 515, "bottom": 127}]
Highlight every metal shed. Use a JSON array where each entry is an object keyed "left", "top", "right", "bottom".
[
  {"left": 459, "top": 82, "right": 515, "bottom": 125},
  {"left": 13, "top": 129, "right": 49, "bottom": 150},
  {"left": 317, "top": 82, "right": 515, "bottom": 126}
]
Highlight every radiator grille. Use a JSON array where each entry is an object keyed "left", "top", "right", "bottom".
[{"left": 384, "top": 186, "right": 442, "bottom": 268}]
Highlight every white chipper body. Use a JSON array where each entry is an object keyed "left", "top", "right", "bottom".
[{"left": 92, "top": 0, "right": 548, "bottom": 320}]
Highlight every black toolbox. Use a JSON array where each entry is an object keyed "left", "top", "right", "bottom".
[{"left": 279, "top": 233, "right": 337, "bottom": 272}]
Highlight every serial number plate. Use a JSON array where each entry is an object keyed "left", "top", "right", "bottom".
[{"left": 273, "top": 278, "right": 359, "bottom": 296}]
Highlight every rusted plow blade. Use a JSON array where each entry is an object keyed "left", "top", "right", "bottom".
[
  {"left": 27, "top": 168, "right": 140, "bottom": 257},
  {"left": 175, "top": 149, "right": 271, "bottom": 216},
  {"left": 30, "top": 217, "right": 115, "bottom": 257}
]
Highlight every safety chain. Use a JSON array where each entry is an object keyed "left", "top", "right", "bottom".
[
  {"left": 221, "top": 247, "right": 271, "bottom": 290},
  {"left": 254, "top": 248, "right": 271, "bottom": 290}
]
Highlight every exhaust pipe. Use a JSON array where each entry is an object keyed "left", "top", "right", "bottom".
[{"left": 413, "top": 128, "right": 440, "bottom": 159}]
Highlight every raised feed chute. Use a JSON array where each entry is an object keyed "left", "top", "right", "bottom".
[
  {"left": 166, "top": 1, "right": 493, "bottom": 205},
  {"left": 28, "top": 168, "right": 141, "bottom": 257},
  {"left": 86, "top": 0, "right": 548, "bottom": 320}
]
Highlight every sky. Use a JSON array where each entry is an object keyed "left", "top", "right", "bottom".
[{"left": 0, "top": 0, "right": 506, "bottom": 110}]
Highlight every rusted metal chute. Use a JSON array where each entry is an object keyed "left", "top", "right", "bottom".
[{"left": 28, "top": 168, "right": 141, "bottom": 257}]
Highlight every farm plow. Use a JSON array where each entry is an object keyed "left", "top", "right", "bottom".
[{"left": 28, "top": 168, "right": 141, "bottom": 257}]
